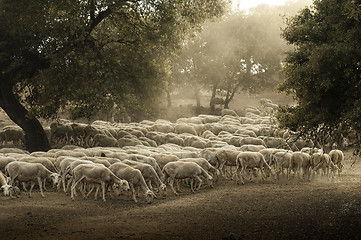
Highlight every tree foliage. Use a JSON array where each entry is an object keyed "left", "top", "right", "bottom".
[
  {"left": 168, "top": 2, "right": 308, "bottom": 110},
  {"left": 277, "top": 0, "right": 361, "bottom": 148},
  {"left": 0, "top": 0, "right": 228, "bottom": 151}
]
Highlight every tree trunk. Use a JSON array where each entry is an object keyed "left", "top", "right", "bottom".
[
  {"left": 0, "top": 83, "right": 50, "bottom": 152},
  {"left": 194, "top": 89, "right": 201, "bottom": 108},
  {"left": 167, "top": 90, "right": 172, "bottom": 107},
  {"left": 210, "top": 84, "right": 217, "bottom": 111}
]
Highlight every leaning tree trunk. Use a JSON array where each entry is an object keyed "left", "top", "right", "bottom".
[{"left": 0, "top": 83, "right": 50, "bottom": 152}]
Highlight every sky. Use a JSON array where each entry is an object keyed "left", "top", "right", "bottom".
[{"left": 232, "top": 0, "right": 288, "bottom": 10}]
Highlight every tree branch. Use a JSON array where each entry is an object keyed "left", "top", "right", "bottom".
[{"left": 88, "top": 7, "right": 113, "bottom": 34}]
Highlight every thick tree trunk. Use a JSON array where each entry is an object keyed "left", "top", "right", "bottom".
[{"left": 0, "top": 84, "right": 50, "bottom": 152}]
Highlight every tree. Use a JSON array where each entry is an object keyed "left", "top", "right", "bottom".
[
  {"left": 277, "top": 0, "right": 361, "bottom": 149},
  {"left": 169, "top": 4, "right": 291, "bottom": 111},
  {"left": 0, "top": 0, "right": 228, "bottom": 152}
]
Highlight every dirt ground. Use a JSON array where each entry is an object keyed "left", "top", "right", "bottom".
[{"left": 1, "top": 149, "right": 361, "bottom": 240}]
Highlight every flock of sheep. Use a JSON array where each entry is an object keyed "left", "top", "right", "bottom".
[{"left": 0, "top": 98, "right": 346, "bottom": 203}]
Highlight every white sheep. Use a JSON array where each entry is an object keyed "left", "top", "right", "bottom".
[
  {"left": 234, "top": 152, "right": 272, "bottom": 184},
  {"left": 329, "top": 149, "right": 344, "bottom": 176},
  {"left": 0, "top": 156, "right": 16, "bottom": 172},
  {"left": 70, "top": 163, "right": 129, "bottom": 202},
  {"left": 71, "top": 163, "right": 130, "bottom": 202},
  {"left": 215, "top": 149, "right": 240, "bottom": 178},
  {"left": 5, "top": 161, "right": 60, "bottom": 198},
  {"left": 121, "top": 159, "right": 167, "bottom": 196},
  {"left": 109, "top": 162, "right": 156, "bottom": 203},
  {"left": 0, "top": 170, "right": 12, "bottom": 197},
  {"left": 92, "top": 133, "right": 118, "bottom": 147},
  {"left": 290, "top": 151, "right": 311, "bottom": 180},
  {"left": 162, "top": 161, "right": 213, "bottom": 195}
]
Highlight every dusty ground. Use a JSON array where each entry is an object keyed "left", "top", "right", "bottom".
[
  {"left": 1, "top": 150, "right": 361, "bottom": 240},
  {"left": 2, "top": 92, "right": 361, "bottom": 239}
]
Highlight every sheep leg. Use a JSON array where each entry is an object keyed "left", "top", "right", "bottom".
[
  {"left": 37, "top": 177, "right": 45, "bottom": 197},
  {"left": 235, "top": 165, "right": 242, "bottom": 184},
  {"left": 22, "top": 182, "right": 28, "bottom": 192},
  {"left": 43, "top": 179, "right": 48, "bottom": 191},
  {"left": 260, "top": 168, "right": 266, "bottom": 181},
  {"left": 219, "top": 162, "right": 226, "bottom": 178},
  {"left": 61, "top": 174, "right": 67, "bottom": 193},
  {"left": 195, "top": 175, "right": 203, "bottom": 190},
  {"left": 147, "top": 180, "right": 153, "bottom": 191},
  {"left": 95, "top": 185, "right": 101, "bottom": 200},
  {"left": 129, "top": 184, "right": 138, "bottom": 203},
  {"left": 169, "top": 177, "right": 178, "bottom": 196},
  {"left": 240, "top": 167, "right": 246, "bottom": 185},
  {"left": 190, "top": 178, "right": 195, "bottom": 193},
  {"left": 71, "top": 177, "right": 84, "bottom": 200},
  {"left": 233, "top": 165, "right": 240, "bottom": 184},
  {"left": 175, "top": 179, "right": 182, "bottom": 193},
  {"left": 101, "top": 182, "right": 106, "bottom": 202},
  {"left": 28, "top": 181, "right": 35, "bottom": 198}
]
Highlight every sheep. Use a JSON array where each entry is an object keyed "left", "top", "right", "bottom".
[
  {"left": 162, "top": 161, "right": 213, "bottom": 195},
  {"left": 234, "top": 152, "right": 272, "bottom": 185},
  {"left": 0, "top": 147, "right": 28, "bottom": 154},
  {"left": 184, "top": 136, "right": 207, "bottom": 149},
  {"left": 263, "top": 137, "right": 291, "bottom": 149},
  {"left": 80, "top": 156, "right": 111, "bottom": 167},
  {"left": 127, "top": 154, "right": 164, "bottom": 180},
  {"left": 165, "top": 134, "right": 184, "bottom": 146},
  {"left": 117, "top": 137, "right": 143, "bottom": 147},
  {"left": 221, "top": 109, "right": 238, "bottom": 117},
  {"left": 150, "top": 123, "right": 174, "bottom": 133},
  {"left": 300, "top": 147, "right": 321, "bottom": 155},
  {"left": 290, "top": 152, "right": 311, "bottom": 180},
  {"left": 121, "top": 159, "right": 167, "bottom": 195},
  {"left": 150, "top": 153, "right": 180, "bottom": 170},
  {"left": 329, "top": 149, "right": 344, "bottom": 176},
  {"left": 69, "top": 123, "right": 88, "bottom": 146},
  {"left": 239, "top": 137, "right": 266, "bottom": 147},
  {"left": 215, "top": 149, "right": 241, "bottom": 178},
  {"left": 200, "top": 148, "right": 218, "bottom": 166},
  {"left": 0, "top": 170, "right": 12, "bottom": 197},
  {"left": 309, "top": 153, "right": 334, "bottom": 180},
  {"left": 58, "top": 157, "right": 80, "bottom": 193},
  {"left": 92, "top": 134, "right": 118, "bottom": 147},
  {"left": 0, "top": 126, "right": 25, "bottom": 147},
  {"left": 53, "top": 149, "right": 87, "bottom": 159},
  {"left": 18, "top": 156, "right": 59, "bottom": 190},
  {"left": 70, "top": 163, "right": 129, "bottom": 202},
  {"left": 259, "top": 148, "right": 280, "bottom": 166},
  {"left": 0, "top": 156, "right": 16, "bottom": 172},
  {"left": 174, "top": 124, "right": 198, "bottom": 136},
  {"left": 138, "top": 137, "right": 157, "bottom": 147},
  {"left": 109, "top": 162, "right": 156, "bottom": 203},
  {"left": 5, "top": 161, "right": 61, "bottom": 198},
  {"left": 18, "top": 156, "right": 58, "bottom": 173},
  {"left": 179, "top": 158, "right": 220, "bottom": 183},
  {"left": 272, "top": 151, "right": 293, "bottom": 180},
  {"left": 50, "top": 122, "right": 74, "bottom": 145},
  {"left": 202, "top": 130, "right": 216, "bottom": 139},
  {"left": 239, "top": 144, "right": 266, "bottom": 152}
]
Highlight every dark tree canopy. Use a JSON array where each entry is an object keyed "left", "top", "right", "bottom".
[
  {"left": 0, "top": 0, "right": 228, "bottom": 152},
  {"left": 277, "top": 0, "right": 361, "bottom": 147}
]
